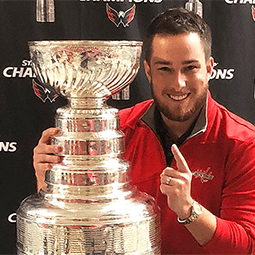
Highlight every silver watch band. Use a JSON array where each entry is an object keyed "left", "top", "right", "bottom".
[{"left": 177, "top": 200, "right": 202, "bottom": 225}]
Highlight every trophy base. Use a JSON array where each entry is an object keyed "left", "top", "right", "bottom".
[{"left": 17, "top": 191, "right": 161, "bottom": 255}]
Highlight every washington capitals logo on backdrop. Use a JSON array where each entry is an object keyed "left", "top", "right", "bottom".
[
  {"left": 106, "top": 4, "right": 136, "bottom": 27},
  {"left": 32, "top": 80, "right": 58, "bottom": 103},
  {"left": 252, "top": 5, "right": 255, "bottom": 22}
]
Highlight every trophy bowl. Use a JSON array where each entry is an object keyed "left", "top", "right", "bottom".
[
  {"left": 28, "top": 40, "right": 142, "bottom": 100},
  {"left": 16, "top": 40, "right": 161, "bottom": 254}
]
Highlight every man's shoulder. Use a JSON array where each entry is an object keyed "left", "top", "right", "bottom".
[
  {"left": 119, "top": 99, "right": 153, "bottom": 129},
  {"left": 210, "top": 98, "right": 255, "bottom": 142}
]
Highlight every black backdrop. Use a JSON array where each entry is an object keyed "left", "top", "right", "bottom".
[{"left": 1, "top": 0, "right": 255, "bottom": 253}]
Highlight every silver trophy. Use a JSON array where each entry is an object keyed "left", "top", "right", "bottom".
[
  {"left": 36, "top": 0, "right": 55, "bottom": 22},
  {"left": 16, "top": 41, "right": 161, "bottom": 254},
  {"left": 185, "top": 0, "right": 203, "bottom": 17}
]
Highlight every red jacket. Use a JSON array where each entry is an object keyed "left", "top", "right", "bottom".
[{"left": 119, "top": 91, "right": 255, "bottom": 254}]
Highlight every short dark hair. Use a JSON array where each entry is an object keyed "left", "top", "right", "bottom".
[{"left": 143, "top": 7, "right": 212, "bottom": 63}]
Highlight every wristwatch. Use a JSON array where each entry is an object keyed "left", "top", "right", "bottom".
[{"left": 177, "top": 200, "right": 203, "bottom": 225}]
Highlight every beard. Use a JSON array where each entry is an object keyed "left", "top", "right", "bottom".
[{"left": 151, "top": 83, "right": 207, "bottom": 123}]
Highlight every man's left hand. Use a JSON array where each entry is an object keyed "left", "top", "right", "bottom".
[{"left": 160, "top": 144, "right": 194, "bottom": 219}]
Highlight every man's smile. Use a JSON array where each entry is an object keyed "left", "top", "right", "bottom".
[{"left": 168, "top": 93, "right": 190, "bottom": 101}]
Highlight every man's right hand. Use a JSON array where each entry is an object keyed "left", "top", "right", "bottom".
[{"left": 33, "top": 127, "right": 63, "bottom": 192}]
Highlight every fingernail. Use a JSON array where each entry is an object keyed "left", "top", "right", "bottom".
[
  {"left": 172, "top": 144, "right": 177, "bottom": 150},
  {"left": 54, "top": 146, "right": 62, "bottom": 153}
]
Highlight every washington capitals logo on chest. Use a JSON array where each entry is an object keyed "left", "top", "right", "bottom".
[{"left": 192, "top": 167, "right": 214, "bottom": 183}]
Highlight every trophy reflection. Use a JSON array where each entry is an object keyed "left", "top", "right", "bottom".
[{"left": 16, "top": 41, "right": 161, "bottom": 254}]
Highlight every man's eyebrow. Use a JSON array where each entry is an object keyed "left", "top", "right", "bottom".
[
  {"left": 182, "top": 59, "right": 200, "bottom": 65},
  {"left": 154, "top": 60, "right": 172, "bottom": 65},
  {"left": 154, "top": 59, "right": 200, "bottom": 65}
]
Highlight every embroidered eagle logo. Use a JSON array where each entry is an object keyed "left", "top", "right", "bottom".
[{"left": 106, "top": 4, "right": 136, "bottom": 27}]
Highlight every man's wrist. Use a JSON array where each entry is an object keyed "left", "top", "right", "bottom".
[
  {"left": 177, "top": 200, "right": 203, "bottom": 225},
  {"left": 178, "top": 205, "right": 193, "bottom": 220}
]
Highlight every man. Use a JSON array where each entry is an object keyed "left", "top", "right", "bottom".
[{"left": 33, "top": 8, "right": 255, "bottom": 254}]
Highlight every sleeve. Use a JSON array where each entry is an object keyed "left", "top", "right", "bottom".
[{"left": 202, "top": 138, "right": 255, "bottom": 254}]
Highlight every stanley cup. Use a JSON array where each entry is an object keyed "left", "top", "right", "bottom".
[
  {"left": 185, "top": 0, "right": 203, "bottom": 17},
  {"left": 16, "top": 41, "right": 161, "bottom": 254}
]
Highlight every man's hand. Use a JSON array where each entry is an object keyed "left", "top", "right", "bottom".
[
  {"left": 161, "top": 144, "right": 216, "bottom": 245},
  {"left": 160, "top": 144, "right": 193, "bottom": 219},
  {"left": 33, "top": 127, "right": 63, "bottom": 192}
]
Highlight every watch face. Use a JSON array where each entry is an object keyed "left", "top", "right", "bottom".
[{"left": 193, "top": 201, "right": 203, "bottom": 215}]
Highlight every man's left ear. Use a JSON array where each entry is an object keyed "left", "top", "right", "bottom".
[{"left": 206, "top": 57, "right": 214, "bottom": 80}]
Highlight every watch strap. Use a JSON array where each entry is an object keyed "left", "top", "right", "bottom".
[{"left": 177, "top": 200, "right": 202, "bottom": 225}]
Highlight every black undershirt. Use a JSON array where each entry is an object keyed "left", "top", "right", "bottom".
[{"left": 154, "top": 106, "right": 196, "bottom": 166}]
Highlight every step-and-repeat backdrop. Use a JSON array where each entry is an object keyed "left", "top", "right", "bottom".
[{"left": 1, "top": 0, "right": 255, "bottom": 253}]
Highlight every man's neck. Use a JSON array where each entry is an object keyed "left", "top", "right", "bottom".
[{"left": 161, "top": 111, "right": 201, "bottom": 142}]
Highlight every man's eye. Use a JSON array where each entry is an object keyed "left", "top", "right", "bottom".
[
  {"left": 158, "top": 67, "right": 171, "bottom": 72},
  {"left": 185, "top": 65, "right": 196, "bottom": 71}
]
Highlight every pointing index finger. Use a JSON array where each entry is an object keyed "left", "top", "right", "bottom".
[{"left": 171, "top": 144, "right": 189, "bottom": 172}]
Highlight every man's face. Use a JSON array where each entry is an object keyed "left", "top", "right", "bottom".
[{"left": 144, "top": 33, "right": 214, "bottom": 122}]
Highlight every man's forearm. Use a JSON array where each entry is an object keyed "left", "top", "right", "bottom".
[{"left": 184, "top": 205, "right": 216, "bottom": 246}]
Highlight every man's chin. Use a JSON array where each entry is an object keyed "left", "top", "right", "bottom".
[
  {"left": 159, "top": 104, "right": 202, "bottom": 122},
  {"left": 154, "top": 95, "right": 206, "bottom": 123},
  {"left": 164, "top": 112, "right": 193, "bottom": 122}
]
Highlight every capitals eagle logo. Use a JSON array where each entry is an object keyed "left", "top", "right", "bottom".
[
  {"left": 32, "top": 80, "right": 58, "bottom": 103},
  {"left": 106, "top": 4, "right": 136, "bottom": 27},
  {"left": 252, "top": 5, "right": 255, "bottom": 22}
]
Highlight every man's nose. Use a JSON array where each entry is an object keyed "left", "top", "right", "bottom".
[{"left": 172, "top": 71, "right": 186, "bottom": 90}]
